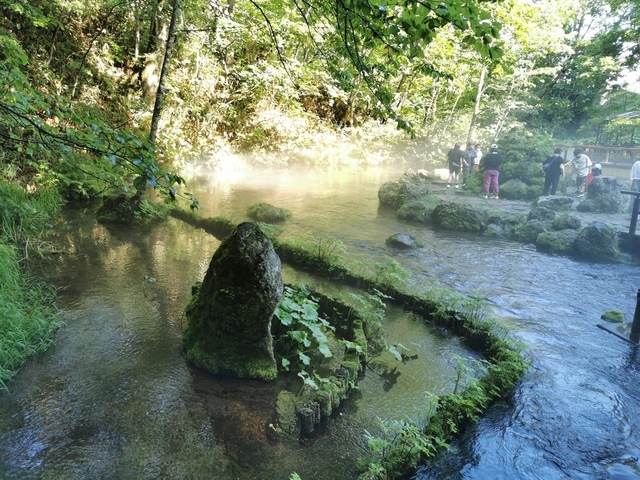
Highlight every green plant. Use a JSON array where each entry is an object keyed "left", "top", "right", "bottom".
[
  {"left": 360, "top": 416, "right": 442, "bottom": 479},
  {"left": 348, "top": 289, "right": 391, "bottom": 339},
  {"left": 0, "top": 242, "right": 60, "bottom": 392},
  {"left": 273, "top": 284, "right": 335, "bottom": 379},
  {"left": 373, "top": 256, "right": 410, "bottom": 289}
]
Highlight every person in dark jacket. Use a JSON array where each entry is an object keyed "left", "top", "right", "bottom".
[
  {"left": 446, "top": 142, "right": 466, "bottom": 189},
  {"left": 542, "top": 147, "right": 564, "bottom": 196},
  {"left": 480, "top": 144, "right": 502, "bottom": 199}
]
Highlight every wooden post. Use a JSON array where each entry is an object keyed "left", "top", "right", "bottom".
[{"left": 631, "top": 289, "right": 640, "bottom": 344}]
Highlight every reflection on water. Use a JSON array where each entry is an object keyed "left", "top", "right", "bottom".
[{"left": 1, "top": 164, "right": 640, "bottom": 479}]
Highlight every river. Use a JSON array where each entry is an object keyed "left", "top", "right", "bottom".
[{"left": 1, "top": 161, "right": 640, "bottom": 479}]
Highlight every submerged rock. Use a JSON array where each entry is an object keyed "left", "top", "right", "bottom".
[
  {"left": 385, "top": 233, "right": 423, "bottom": 249},
  {"left": 601, "top": 309, "right": 624, "bottom": 323},
  {"left": 183, "top": 222, "right": 283, "bottom": 380}
]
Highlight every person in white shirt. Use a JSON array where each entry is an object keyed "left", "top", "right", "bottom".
[
  {"left": 631, "top": 159, "right": 640, "bottom": 190},
  {"left": 473, "top": 144, "right": 482, "bottom": 171},
  {"left": 628, "top": 159, "right": 640, "bottom": 216},
  {"left": 569, "top": 148, "right": 592, "bottom": 197}
]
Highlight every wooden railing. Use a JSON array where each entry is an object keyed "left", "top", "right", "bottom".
[{"left": 557, "top": 145, "right": 640, "bottom": 180}]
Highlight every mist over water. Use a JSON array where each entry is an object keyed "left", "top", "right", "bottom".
[{"left": 1, "top": 162, "right": 640, "bottom": 479}]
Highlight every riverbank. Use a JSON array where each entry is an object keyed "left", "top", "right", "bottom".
[{"left": 427, "top": 183, "right": 631, "bottom": 235}]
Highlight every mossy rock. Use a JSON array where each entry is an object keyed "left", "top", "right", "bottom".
[
  {"left": 577, "top": 177, "right": 625, "bottom": 214},
  {"left": 247, "top": 202, "right": 291, "bottom": 222},
  {"left": 183, "top": 222, "right": 282, "bottom": 380},
  {"left": 378, "top": 180, "right": 431, "bottom": 209},
  {"left": 552, "top": 214, "right": 581, "bottom": 231},
  {"left": 431, "top": 202, "right": 487, "bottom": 232},
  {"left": 536, "top": 229, "right": 579, "bottom": 254},
  {"left": 485, "top": 212, "right": 526, "bottom": 238},
  {"left": 573, "top": 221, "right": 620, "bottom": 262},
  {"left": 512, "top": 219, "right": 547, "bottom": 243},
  {"left": 600, "top": 309, "right": 624, "bottom": 323},
  {"left": 396, "top": 196, "right": 442, "bottom": 223},
  {"left": 527, "top": 206, "right": 556, "bottom": 222}
]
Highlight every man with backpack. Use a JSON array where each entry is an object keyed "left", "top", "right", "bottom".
[{"left": 542, "top": 147, "right": 565, "bottom": 196}]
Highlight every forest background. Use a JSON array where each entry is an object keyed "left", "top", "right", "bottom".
[{"left": 1, "top": 0, "right": 640, "bottom": 388}]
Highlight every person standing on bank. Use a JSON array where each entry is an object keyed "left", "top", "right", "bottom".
[
  {"left": 446, "top": 142, "right": 466, "bottom": 189},
  {"left": 462, "top": 142, "right": 476, "bottom": 185},
  {"left": 480, "top": 144, "right": 502, "bottom": 199},
  {"left": 628, "top": 159, "right": 640, "bottom": 217},
  {"left": 542, "top": 147, "right": 564, "bottom": 196},
  {"left": 474, "top": 144, "right": 483, "bottom": 172},
  {"left": 569, "top": 148, "right": 592, "bottom": 197}
]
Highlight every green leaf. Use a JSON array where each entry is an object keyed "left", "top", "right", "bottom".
[
  {"left": 318, "top": 344, "right": 332, "bottom": 358},
  {"left": 298, "top": 351, "right": 310, "bottom": 366}
]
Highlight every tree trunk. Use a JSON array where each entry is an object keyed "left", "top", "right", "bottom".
[
  {"left": 467, "top": 64, "right": 486, "bottom": 144},
  {"left": 442, "top": 89, "right": 462, "bottom": 136},
  {"left": 149, "top": 0, "right": 181, "bottom": 144}
]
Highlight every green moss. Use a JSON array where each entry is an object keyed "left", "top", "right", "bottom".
[
  {"left": 247, "top": 202, "right": 292, "bottom": 222},
  {"left": 396, "top": 196, "right": 441, "bottom": 223},
  {"left": 536, "top": 229, "right": 579, "bottom": 254},
  {"left": 601, "top": 309, "right": 624, "bottom": 323},
  {"left": 184, "top": 340, "right": 278, "bottom": 380},
  {"left": 276, "top": 390, "right": 303, "bottom": 435}
]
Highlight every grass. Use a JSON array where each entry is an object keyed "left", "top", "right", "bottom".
[
  {"left": 0, "top": 180, "right": 64, "bottom": 392},
  {"left": 0, "top": 242, "right": 60, "bottom": 392}
]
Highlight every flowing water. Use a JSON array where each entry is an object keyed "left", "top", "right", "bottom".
[{"left": 1, "top": 160, "right": 640, "bottom": 479}]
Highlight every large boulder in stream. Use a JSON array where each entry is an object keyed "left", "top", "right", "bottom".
[
  {"left": 577, "top": 176, "right": 625, "bottom": 213},
  {"left": 378, "top": 178, "right": 431, "bottom": 209},
  {"left": 183, "top": 222, "right": 283, "bottom": 380},
  {"left": 431, "top": 202, "right": 487, "bottom": 232},
  {"left": 536, "top": 229, "right": 580, "bottom": 254},
  {"left": 573, "top": 221, "right": 620, "bottom": 261}
]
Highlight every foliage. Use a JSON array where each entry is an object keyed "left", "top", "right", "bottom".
[
  {"left": 0, "top": 180, "right": 63, "bottom": 259},
  {"left": 0, "top": 242, "right": 60, "bottom": 392},
  {"left": 0, "top": 21, "right": 196, "bottom": 208},
  {"left": 497, "top": 130, "right": 555, "bottom": 184},
  {"left": 273, "top": 284, "right": 335, "bottom": 382},
  {"left": 373, "top": 256, "right": 410, "bottom": 289}
]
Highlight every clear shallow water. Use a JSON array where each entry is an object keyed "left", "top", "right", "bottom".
[{"left": 1, "top": 163, "right": 640, "bottom": 479}]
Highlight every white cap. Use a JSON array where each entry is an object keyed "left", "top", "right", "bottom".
[
  {"left": 490, "top": 144, "right": 498, "bottom": 149},
  {"left": 593, "top": 163, "right": 602, "bottom": 169}
]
